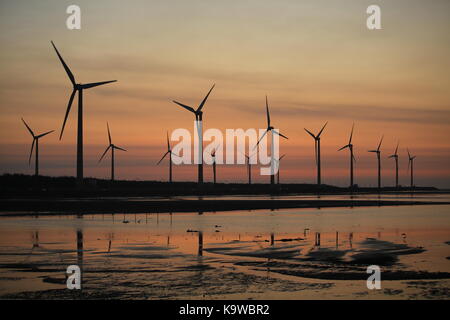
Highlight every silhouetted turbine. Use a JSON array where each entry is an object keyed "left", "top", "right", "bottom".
[
  {"left": 172, "top": 84, "right": 215, "bottom": 184},
  {"left": 211, "top": 148, "right": 218, "bottom": 184},
  {"left": 255, "top": 96, "right": 288, "bottom": 185},
  {"left": 407, "top": 148, "right": 416, "bottom": 189},
  {"left": 157, "top": 131, "right": 178, "bottom": 183},
  {"left": 21, "top": 118, "right": 54, "bottom": 177},
  {"left": 368, "top": 135, "right": 384, "bottom": 189},
  {"left": 338, "top": 123, "right": 356, "bottom": 188},
  {"left": 274, "top": 154, "right": 286, "bottom": 184},
  {"left": 304, "top": 122, "right": 328, "bottom": 186},
  {"left": 388, "top": 142, "right": 400, "bottom": 188},
  {"left": 98, "top": 123, "right": 126, "bottom": 181},
  {"left": 243, "top": 152, "right": 255, "bottom": 185},
  {"left": 51, "top": 41, "right": 117, "bottom": 184}
]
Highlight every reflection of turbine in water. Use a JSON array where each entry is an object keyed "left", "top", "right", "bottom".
[
  {"left": 198, "top": 231, "right": 203, "bottom": 256},
  {"left": 32, "top": 231, "right": 40, "bottom": 249},
  {"left": 76, "top": 229, "right": 83, "bottom": 289}
]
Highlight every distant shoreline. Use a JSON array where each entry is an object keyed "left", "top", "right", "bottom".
[
  {"left": 1, "top": 198, "right": 449, "bottom": 216},
  {"left": 1, "top": 173, "right": 448, "bottom": 215}
]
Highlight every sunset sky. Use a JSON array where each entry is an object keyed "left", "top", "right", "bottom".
[{"left": 0, "top": 0, "right": 449, "bottom": 187}]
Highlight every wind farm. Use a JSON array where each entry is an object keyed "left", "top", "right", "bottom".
[{"left": 0, "top": 1, "right": 449, "bottom": 303}]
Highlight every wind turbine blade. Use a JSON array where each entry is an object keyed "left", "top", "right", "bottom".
[
  {"left": 254, "top": 129, "right": 269, "bottom": 149},
  {"left": 98, "top": 145, "right": 111, "bottom": 163},
  {"left": 107, "top": 122, "right": 112, "bottom": 145},
  {"left": 395, "top": 142, "right": 399, "bottom": 155},
  {"left": 114, "top": 146, "right": 127, "bottom": 152},
  {"left": 388, "top": 155, "right": 394, "bottom": 159},
  {"left": 265, "top": 95, "right": 271, "bottom": 127},
  {"left": 81, "top": 80, "right": 117, "bottom": 89},
  {"left": 407, "top": 148, "right": 411, "bottom": 159},
  {"left": 21, "top": 118, "right": 35, "bottom": 137},
  {"left": 173, "top": 100, "right": 196, "bottom": 113},
  {"left": 338, "top": 144, "right": 349, "bottom": 151},
  {"left": 197, "top": 84, "right": 215, "bottom": 112},
  {"left": 304, "top": 128, "right": 316, "bottom": 139},
  {"left": 279, "top": 154, "right": 286, "bottom": 161},
  {"left": 273, "top": 129, "right": 288, "bottom": 140},
  {"left": 353, "top": 154, "right": 357, "bottom": 163},
  {"left": 407, "top": 159, "right": 410, "bottom": 171},
  {"left": 36, "top": 130, "right": 54, "bottom": 139},
  {"left": 349, "top": 123, "right": 354, "bottom": 144},
  {"left": 29, "top": 139, "right": 35, "bottom": 165},
  {"left": 377, "top": 135, "right": 384, "bottom": 151},
  {"left": 317, "top": 121, "right": 328, "bottom": 138},
  {"left": 157, "top": 151, "right": 170, "bottom": 165},
  {"left": 368, "top": 150, "right": 377, "bottom": 153},
  {"left": 51, "top": 41, "right": 76, "bottom": 85},
  {"left": 59, "top": 89, "right": 76, "bottom": 140}
]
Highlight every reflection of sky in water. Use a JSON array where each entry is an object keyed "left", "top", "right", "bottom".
[
  {"left": 0, "top": 205, "right": 449, "bottom": 299},
  {"left": 87, "top": 192, "right": 450, "bottom": 202}
]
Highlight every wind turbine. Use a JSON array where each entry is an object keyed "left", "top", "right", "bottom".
[
  {"left": 275, "top": 154, "right": 286, "bottom": 184},
  {"left": 338, "top": 123, "right": 356, "bottom": 188},
  {"left": 51, "top": 41, "right": 117, "bottom": 184},
  {"left": 172, "top": 84, "right": 215, "bottom": 184},
  {"left": 388, "top": 142, "right": 399, "bottom": 188},
  {"left": 304, "top": 122, "right": 328, "bottom": 185},
  {"left": 407, "top": 148, "right": 416, "bottom": 189},
  {"left": 98, "top": 123, "right": 126, "bottom": 181},
  {"left": 211, "top": 148, "right": 218, "bottom": 184},
  {"left": 368, "top": 135, "right": 384, "bottom": 189},
  {"left": 157, "top": 131, "right": 177, "bottom": 183},
  {"left": 255, "top": 96, "right": 288, "bottom": 185},
  {"left": 21, "top": 118, "right": 54, "bottom": 176},
  {"left": 243, "top": 152, "right": 255, "bottom": 185}
]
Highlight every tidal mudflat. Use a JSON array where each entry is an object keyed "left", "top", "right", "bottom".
[{"left": 0, "top": 204, "right": 449, "bottom": 299}]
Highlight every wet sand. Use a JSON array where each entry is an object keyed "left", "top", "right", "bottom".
[{"left": 0, "top": 204, "right": 449, "bottom": 299}]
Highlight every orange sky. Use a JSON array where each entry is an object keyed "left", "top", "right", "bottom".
[{"left": 0, "top": 0, "right": 449, "bottom": 187}]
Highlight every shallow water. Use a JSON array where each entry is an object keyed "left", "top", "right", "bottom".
[
  {"left": 92, "top": 192, "right": 450, "bottom": 203},
  {"left": 0, "top": 205, "right": 449, "bottom": 299}
]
